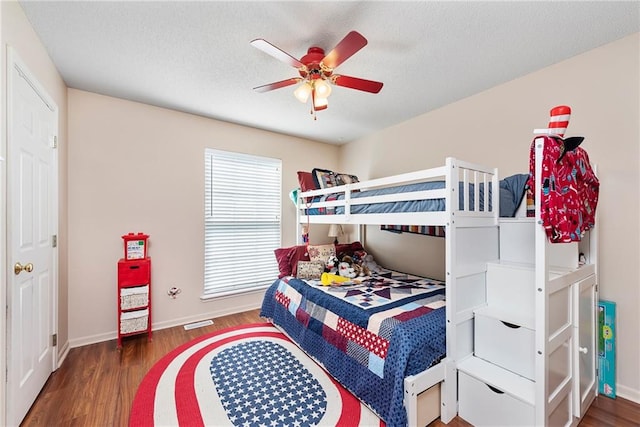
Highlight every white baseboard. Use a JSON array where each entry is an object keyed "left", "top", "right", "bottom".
[
  {"left": 152, "top": 300, "right": 262, "bottom": 332},
  {"left": 56, "top": 340, "right": 70, "bottom": 369},
  {"left": 69, "top": 330, "right": 117, "bottom": 348},
  {"left": 616, "top": 384, "right": 640, "bottom": 404},
  {"left": 68, "top": 301, "right": 263, "bottom": 349}
]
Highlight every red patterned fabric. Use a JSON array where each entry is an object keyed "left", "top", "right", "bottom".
[
  {"left": 527, "top": 136, "right": 599, "bottom": 242},
  {"left": 337, "top": 317, "right": 390, "bottom": 359}
]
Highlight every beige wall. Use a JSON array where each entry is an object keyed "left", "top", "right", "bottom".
[
  {"left": 1, "top": 0, "right": 69, "bottom": 418},
  {"left": 4, "top": 0, "right": 638, "bottom": 414},
  {"left": 340, "top": 33, "right": 640, "bottom": 402},
  {"left": 67, "top": 89, "right": 338, "bottom": 345}
]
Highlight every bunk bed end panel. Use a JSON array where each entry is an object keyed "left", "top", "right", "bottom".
[{"left": 451, "top": 226, "right": 499, "bottom": 361}]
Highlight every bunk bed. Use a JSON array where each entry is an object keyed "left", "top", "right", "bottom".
[
  {"left": 261, "top": 134, "right": 598, "bottom": 426},
  {"left": 261, "top": 158, "right": 508, "bottom": 426},
  {"left": 457, "top": 136, "right": 599, "bottom": 426}
]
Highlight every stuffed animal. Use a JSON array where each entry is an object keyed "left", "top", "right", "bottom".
[
  {"left": 340, "top": 254, "right": 370, "bottom": 277},
  {"left": 355, "top": 263, "right": 371, "bottom": 277},
  {"left": 361, "top": 253, "right": 383, "bottom": 274},
  {"left": 325, "top": 255, "right": 340, "bottom": 274},
  {"left": 338, "top": 261, "right": 356, "bottom": 278}
]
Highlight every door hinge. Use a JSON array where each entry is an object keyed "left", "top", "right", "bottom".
[
  {"left": 52, "top": 334, "right": 57, "bottom": 347},
  {"left": 50, "top": 135, "right": 57, "bottom": 149},
  {"left": 52, "top": 235, "right": 57, "bottom": 248}
]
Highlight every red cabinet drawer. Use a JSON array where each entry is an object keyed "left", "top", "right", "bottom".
[{"left": 118, "top": 258, "right": 150, "bottom": 287}]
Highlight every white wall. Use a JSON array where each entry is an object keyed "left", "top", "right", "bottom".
[
  {"left": 67, "top": 89, "right": 339, "bottom": 346},
  {"left": 340, "top": 33, "right": 640, "bottom": 402}
]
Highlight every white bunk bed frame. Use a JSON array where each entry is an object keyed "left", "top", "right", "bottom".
[
  {"left": 296, "top": 139, "right": 598, "bottom": 426},
  {"left": 296, "top": 157, "right": 500, "bottom": 425},
  {"left": 531, "top": 137, "right": 598, "bottom": 426}
]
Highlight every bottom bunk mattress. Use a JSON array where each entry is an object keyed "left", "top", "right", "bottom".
[{"left": 260, "top": 272, "right": 446, "bottom": 427}]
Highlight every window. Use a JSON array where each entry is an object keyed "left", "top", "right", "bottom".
[{"left": 204, "top": 149, "right": 281, "bottom": 298}]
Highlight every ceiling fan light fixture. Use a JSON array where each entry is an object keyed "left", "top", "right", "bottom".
[
  {"left": 313, "top": 96, "right": 328, "bottom": 111},
  {"left": 294, "top": 82, "right": 312, "bottom": 103},
  {"left": 313, "top": 79, "right": 332, "bottom": 98}
]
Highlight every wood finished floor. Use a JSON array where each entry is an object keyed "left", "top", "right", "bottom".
[{"left": 21, "top": 308, "right": 640, "bottom": 427}]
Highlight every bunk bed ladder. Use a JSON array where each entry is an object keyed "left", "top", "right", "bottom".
[{"left": 534, "top": 137, "right": 575, "bottom": 426}]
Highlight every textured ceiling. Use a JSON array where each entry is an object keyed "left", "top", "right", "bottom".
[{"left": 19, "top": 1, "right": 640, "bottom": 145}]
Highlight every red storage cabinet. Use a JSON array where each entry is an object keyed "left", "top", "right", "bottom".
[{"left": 117, "top": 257, "right": 152, "bottom": 348}]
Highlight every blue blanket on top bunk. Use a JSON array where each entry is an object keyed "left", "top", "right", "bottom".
[
  {"left": 260, "top": 273, "right": 446, "bottom": 427},
  {"left": 303, "top": 173, "right": 529, "bottom": 218}
]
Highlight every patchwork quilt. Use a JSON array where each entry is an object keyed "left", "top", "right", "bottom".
[{"left": 260, "top": 272, "right": 446, "bottom": 427}]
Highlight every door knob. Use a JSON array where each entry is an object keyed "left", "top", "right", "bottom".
[
  {"left": 579, "top": 346, "right": 588, "bottom": 354},
  {"left": 14, "top": 262, "right": 34, "bottom": 275}
]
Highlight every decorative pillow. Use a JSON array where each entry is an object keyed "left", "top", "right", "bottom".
[
  {"left": 334, "top": 173, "right": 359, "bottom": 186},
  {"left": 296, "top": 260, "right": 326, "bottom": 280},
  {"left": 311, "top": 168, "right": 337, "bottom": 189},
  {"left": 335, "top": 241, "right": 364, "bottom": 258},
  {"left": 274, "top": 246, "right": 294, "bottom": 278},
  {"left": 297, "top": 171, "right": 318, "bottom": 193},
  {"left": 307, "top": 244, "right": 336, "bottom": 263},
  {"left": 289, "top": 245, "right": 311, "bottom": 277}
]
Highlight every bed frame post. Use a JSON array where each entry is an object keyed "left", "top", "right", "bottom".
[
  {"left": 296, "top": 193, "right": 302, "bottom": 244},
  {"left": 440, "top": 359, "right": 457, "bottom": 423},
  {"left": 444, "top": 157, "right": 459, "bottom": 421}
]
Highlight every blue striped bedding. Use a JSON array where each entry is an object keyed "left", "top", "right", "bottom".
[{"left": 303, "top": 174, "right": 528, "bottom": 218}]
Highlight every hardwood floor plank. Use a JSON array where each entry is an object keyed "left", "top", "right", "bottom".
[{"left": 19, "top": 309, "right": 640, "bottom": 426}]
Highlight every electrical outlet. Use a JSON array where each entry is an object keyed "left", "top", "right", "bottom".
[{"left": 168, "top": 286, "right": 182, "bottom": 298}]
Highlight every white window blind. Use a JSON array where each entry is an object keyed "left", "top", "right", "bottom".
[{"left": 204, "top": 149, "right": 281, "bottom": 297}]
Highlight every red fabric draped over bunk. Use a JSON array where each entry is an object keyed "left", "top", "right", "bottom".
[{"left": 527, "top": 135, "right": 599, "bottom": 243}]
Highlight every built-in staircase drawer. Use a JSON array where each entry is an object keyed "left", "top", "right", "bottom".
[
  {"left": 474, "top": 308, "right": 534, "bottom": 380},
  {"left": 459, "top": 371, "right": 534, "bottom": 426}
]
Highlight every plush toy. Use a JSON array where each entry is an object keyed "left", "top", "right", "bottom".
[
  {"left": 361, "top": 253, "right": 383, "bottom": 274},
  {"left": 321, "top": 272, "right": 351, "bottom": 286},
  {"left": 340, "top": 255, "right": 370, "bottom": 277},
  {"left": 338, "top": 261, "right": 356, "bottom": 278},
  {"left": 353, "top": 263, "right": 370, "bottom": 277},
  {"left": 325, "top": 255, "right": 340, "bottom": 274}
]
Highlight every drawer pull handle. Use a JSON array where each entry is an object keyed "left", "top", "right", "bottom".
[
  {"left": 487, "top": 384, "right": 504, "bottom": 394},
  {"left": 501, "top": 321, "right": 521, "bottom": 329},
  {"left": 129, "top": 265, "right": 140, "bottom": 270}
]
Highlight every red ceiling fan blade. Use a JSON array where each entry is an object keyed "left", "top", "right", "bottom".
[
  {"left": 250, "top": 39, "right": 304, "bottom": 68},
  {"left": 253, "top": 78, "right": 301, "bottom": 93},
  {"left": 322, "top": 31, "right": 368, "bottom": 69},
  {"left": 332, "top": 75, "right": 383, "bottom": 94}
]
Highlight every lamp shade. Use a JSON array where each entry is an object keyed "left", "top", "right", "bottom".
[
  {"left": 328, "top": 224, "right": 343, "bottom": 244},
  {"left": 294, "top": 82, "right": 312, "bottom": 103},
  {"left": 314, "top": 79, "right": 332, "bottom": 98},
  {"left": 313, "top": 96, "right": 328, "bottom": 111}
]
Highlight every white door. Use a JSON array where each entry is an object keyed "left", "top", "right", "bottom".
[{"left": 6, "top": 49, "right": 58, "bottom": 427}]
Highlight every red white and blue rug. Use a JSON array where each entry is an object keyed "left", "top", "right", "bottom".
[{"left": 130, "top": 323, "right": 384, "bottom": 426}]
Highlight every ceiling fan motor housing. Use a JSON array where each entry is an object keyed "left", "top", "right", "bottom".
[{"left": 299, "top": 47, "right": 332, "bottom": 79}]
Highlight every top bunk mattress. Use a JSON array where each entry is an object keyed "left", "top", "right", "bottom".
[{"left": 302, "top": 174, "right": 528, "bottom": 218}]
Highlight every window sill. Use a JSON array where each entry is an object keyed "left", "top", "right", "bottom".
[{"left": 200, "top": 284, "right": 270, "bottom": 301}]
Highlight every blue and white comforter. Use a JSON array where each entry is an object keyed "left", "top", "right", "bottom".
[{"left": 260, "top": 272, "right": 446, "bottom": 427}]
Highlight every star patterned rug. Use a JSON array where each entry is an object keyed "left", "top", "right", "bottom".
[{"left": 129, "top": 323, "right": 384, "bottom": 426}]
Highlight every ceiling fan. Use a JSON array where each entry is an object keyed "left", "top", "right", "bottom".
[{"left": 250, "top": 31, "right": 384, "bottom": 118}]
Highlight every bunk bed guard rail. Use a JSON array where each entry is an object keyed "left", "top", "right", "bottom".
[{"left": 297, "top": 157, "right": 499, "bottom": 229}]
